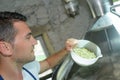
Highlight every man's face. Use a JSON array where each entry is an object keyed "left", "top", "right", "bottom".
[{"left": 12, "top": 21, "right": 37, "bottom": 64}]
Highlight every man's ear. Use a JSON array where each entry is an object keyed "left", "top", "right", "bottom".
[{"left": 0, "top": 41, "right": 13, "bottom": 56}]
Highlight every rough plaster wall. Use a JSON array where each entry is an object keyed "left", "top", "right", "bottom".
[
  {"left": 0, "top": 0, "right": 95, "bottom": 51},
  {"left": 47, "top": 0, "right": 94, "bottom": 51}
]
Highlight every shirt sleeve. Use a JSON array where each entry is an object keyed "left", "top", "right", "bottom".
[
  {"left": 23, "top": 60, "right": 40, "bottom": 80},
  {"left": 24, "top": 60, "right": 40, "bottom": 73}
]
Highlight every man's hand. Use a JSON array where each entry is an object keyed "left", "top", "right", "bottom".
[{"left": 65, "top": 38, "right": 79, "bottom": 51}]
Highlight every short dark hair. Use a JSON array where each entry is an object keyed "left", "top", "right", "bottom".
[{"left": 0, "top": 11, "right": 27, "bottom": 43}]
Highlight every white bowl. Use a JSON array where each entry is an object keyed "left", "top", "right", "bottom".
[{"left": 70, "top": 40, "right": 103, "bottom": 66}]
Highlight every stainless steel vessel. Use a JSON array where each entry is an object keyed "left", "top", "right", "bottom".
[{"left": 87, "top": 0, "right": 113, "bottom": 18}]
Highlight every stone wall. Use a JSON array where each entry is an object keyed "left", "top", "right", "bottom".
[{"left": 0, "top": 0, "right": 95, "bottom": 52}]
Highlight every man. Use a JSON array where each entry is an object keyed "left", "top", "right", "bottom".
[{"left": 0, "top": 11, "right": 78, "bottom": 80}]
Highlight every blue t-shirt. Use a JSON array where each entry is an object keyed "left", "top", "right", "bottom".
[{"left": 0, "top": 75, "right": 4, "bottom": 80}]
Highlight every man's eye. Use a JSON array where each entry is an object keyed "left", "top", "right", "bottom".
[{"left": 26, "top": 36, "right": 31, "bottom": 39}]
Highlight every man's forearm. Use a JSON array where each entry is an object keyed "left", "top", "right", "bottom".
[{"left": 46, "top": 48, "right": 68, "bottom": 68}]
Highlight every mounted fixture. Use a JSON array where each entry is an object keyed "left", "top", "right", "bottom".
[{"left": 63, "top": 0, "right": 79, "bottom": 17}]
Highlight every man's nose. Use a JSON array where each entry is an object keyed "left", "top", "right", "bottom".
[{"left": 32, "top": 36, "right": 37, "bottom": 45}]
